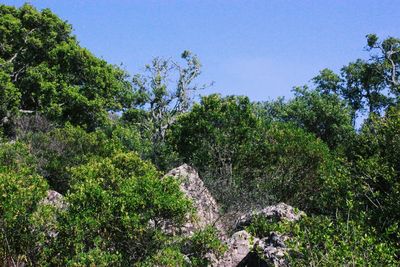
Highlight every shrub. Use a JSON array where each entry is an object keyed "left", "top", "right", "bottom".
[
  {"left": 22, "top": 124, "right": 121, "bottom": 192},
  {"left": 247, "top": 215, "right": 399, "bottom": 266},
  {"left": 0, "top": 167, "right": 48, "bottom": 265},
  {"left": 182, "top": 226, "right": 227, "bottom": 266},
  {"left": 44, "top": 152, "right": 192, "bottom": 265}
]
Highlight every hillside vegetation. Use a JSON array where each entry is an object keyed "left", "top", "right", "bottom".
[{"left": 0, "top": 4, "right": 399, "bottom": 266}]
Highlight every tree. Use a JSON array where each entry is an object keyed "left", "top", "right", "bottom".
[
  {"left": 169, "top": 94, "right": 264, "bottom": 210},
  {"left": 261, "top": 86, "right": 354, "bottom": 149},
  {"left": 366, "top": 34, "right": 400, "bottom": 96},
  {"left": 353, "top": 104, "right": 400, "bottom": 244},
  {"left": 309, "top": 34, "right": 400, "bottom": 123},
  {"left": 0, "top": 4, "right": 133, "bottom": 132},
  {"left": 124, "top": 50, "right": 206, "bottom": 167},
  {"left": 341, "top": 59, "right": 389, "bottom": 116},
  {"left": 312, "top": 68, "right": 342, "bottom": 95}
]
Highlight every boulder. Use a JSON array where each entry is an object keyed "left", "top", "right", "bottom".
[
  {"left": 165, "top": 164, "right": 224, "bottom": 236},
  {"left": 234, "top": 202, "right": 305, "bottom": 231},
  {"left": 214, "top": 230, "right": 254, "bottom": 266},
  {"left": 215, "top": 203, "right": 304, "bottom": 267},
  {"left": 36, "top": 190, "right": 66, "bottom": 239}
]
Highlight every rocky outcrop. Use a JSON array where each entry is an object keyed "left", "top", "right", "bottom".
[
  {"left": 215, "top": 230, "right": 254, "bottom": 266},
  {"left": 213, "top": 202, "right": 304, "bottom": 267},
  {"left": 166, "top": 165, "right": 305, "bottom": 266},
  {"left": 215, "top": 230, "right": 289, "bottom": 267},
  {"left": 234, "top": 202, "right": 305, "bottom": 231},
  {"left": 165, "top": 164, "right": 225, "bottom": 236}
]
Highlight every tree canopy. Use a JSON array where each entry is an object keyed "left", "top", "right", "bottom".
[{"left": 0, "top": 4, "right": 133, "bottom": 132}]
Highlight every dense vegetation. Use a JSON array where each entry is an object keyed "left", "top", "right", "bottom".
[{"left": 1, "top": 4, "right": 399, "bottom": 266}]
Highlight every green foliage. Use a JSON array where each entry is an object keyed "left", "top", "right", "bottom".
[
  {"left": 341, "top": 59, "right": 389, "bottom": 116},
  {"left": 44, "top": 152, "right": 192, "bottom": 265},
  {"left": 351, "top": 105, "right": 400, "bottom": 243},
  {"left": 0, "top": 4, "right": 133, "bottom": 131},
  {"left": 0, "top": 59, "right": 20, "bottom": 132},
  {"left": 249, "top": 122, "right": 338, "bottom": 211},
  {"left": 247, "top": 216, "right": 399, "bottom": 266},
  {"left": 169, "top": 94, "right": 343, "bottom": 213},
  {"left": 137, "top": 247, "right": 188, "bottom": 267},
  {"left": 169, "top": 94, "right": 263, "bottom": 210},
  {"left": 139, "top": 227, "right": 226, "bottom": 267},
  {"left": 183, "top": 226, "right": 227, "bottom": 266},
  {"left": 1, "top": 5, "right": 400, "bottom": 264},
  {"left": 0, "top": 141, "right": 35, "bottom": 171},
  {"left": 262, "top": 86, "right": 355, "bottom": 149},
  {"left": 22, "top": 124, "right": 121, "bottom": 193},
  {"left": 308, "top": 34, "right": 400, "bottom": 122},
  {"left": 0, "top": 142, "right": 49, "bottom": 265},
  {"left": 365, "top": 34, "right": 400, "bottom": 96}
]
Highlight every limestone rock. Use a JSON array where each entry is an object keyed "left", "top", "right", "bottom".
[
  {"left": 37, "top": 190, "right": 66, "bottom": 239},
  {"left": 165, "top": 165, "right": 304, "bottom": 266},
  {"left": 213, "top": 230, "right": 289, "bottom": 267},
  {"left": 40, "top": 190, "right": 66, "bottom": 210},
  {"left": 214, "top": 230, "right": 255, "bottom": 266},
  {"left": 215, "top": 203, "right": 304, "bottom": 266},
  {"left": 253, "top": 231, "right": 289, "bottom": 267},
  {"left": 234, "top": 202, "right": 305, "bottom": 231},
  {"left": 165, "top": 164, "right": 224, "bottom": 236}
]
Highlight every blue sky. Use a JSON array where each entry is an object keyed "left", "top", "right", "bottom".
[{"left": 3, "top": 0, "right": 400, "bottom": 101}]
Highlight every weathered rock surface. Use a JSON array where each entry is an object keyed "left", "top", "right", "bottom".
[
  {"left": 165, "top": 164, "right": 225, "bottom": 236},
  {"left": 251, "top": 231, "right": 289, "bottom": 267},
  {"left": 234, "top": 202, "right": 305, "bottom": 231},
  {"left": 212, "top": 229, "right": 289, "bottom": 267},
  {"left": 40, "top": 190, "right": 66, "bottom": 210},
  {"left": 165, "top": 165, "right": 306, "bottom": 266},
  {"left": 214, "top": 230, "right": 254, "bottom": 266},
  {"left": 213, "top": 202, "right": 304, "bottom": 266}
]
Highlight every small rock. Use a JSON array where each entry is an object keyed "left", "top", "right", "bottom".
[
  {"left": 40, "top": 190, "right": 67, "bottom": 210},
  {"left": 234, "top": 203, "right": 305, "bottom": 231}
]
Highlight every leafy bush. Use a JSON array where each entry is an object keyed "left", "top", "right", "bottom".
[
  {"left": 0, "top": 142, "right": 49, "bottom": 265},
  {"left": 169, "top": 94, "right": 345, "bottom": 213},
  {"left": 168, "top": 94, "right": 266, "bottom": 211},
  {"left": 182, "top": 226, "right": 227, "bottom": 266},
  {"left": 43, "top": 152, "right": 192, "bottom": 265},
  {"left": 247, "top": 216, "right": 399, "bottom": 266},
  {"left": 22, "top": 124, "right": 122, "bottom": 192},
  {"left": 137, "top": 247, "right": 189, "bottom": 267},
  {"left": 259, "top": 87, "right": 355, "bottom": 150},
  {"left": 350, "top": 105, "right": 400, "bottom": 243}
]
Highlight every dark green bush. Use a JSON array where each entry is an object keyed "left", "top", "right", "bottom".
[
  {"left": 22, "top": 124, "right": 122, "bottom": 192},
  {"left": 247, "top": 215, "right": 399, "bottom": 266},
  {"left": 169, "top": 94, "right": 348, "bottom": 214}
]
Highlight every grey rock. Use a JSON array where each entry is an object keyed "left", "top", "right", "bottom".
[
  {"left": 214, "top": 230, "right": 255, "bottom": 266},
  {"left": 164, "top": 164, "right": 225, "bottom": 236},
  {"left": 234, "top": 202, "right": 305, "bottom": 231},
  {"left": 164, "top": 165, "right": 305, "bottom": 267},
  {"left": 40, "top": 190, "right": 67, "bottom": 210}
]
